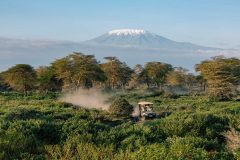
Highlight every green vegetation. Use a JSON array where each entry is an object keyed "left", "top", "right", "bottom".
[
  {"left": 1, "top": 53, "right": 240, "bottom": 159},
  {"left": 36, "top": 66, "right": 62, "bottom": 93},
  {"left": 109, "top": 97, "right": 133, "bottom": 116},
  {"left": 101, "top": 56, "right": 132, "bottom": 89},
  {"left": 196, "top": 56, "right": 240, "bottom": 100},
  {"left": 0, "top": 92, "right": 240, "bottom": 159},
  {"left": 2, "top": 53, "right": 240, "bottom": 100},
  {"left": 143, "top": 61, "right": 173, "bottom": 89},
  {"left": 3, "top": 64, "right": 36, "bottom": 94},
  {"left": 52, "top": 52, "right": 106, "bottom": 90},
  {"left": 1, "top": 53, "right": 240, "bottom": 100}
]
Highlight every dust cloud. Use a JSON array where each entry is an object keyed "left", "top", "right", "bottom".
[
  {"left": 132, "top": 105, "right": 140, "bottom": 117},
  {"left": 60, "top": 88, "right": 110, "bottom": 110}
]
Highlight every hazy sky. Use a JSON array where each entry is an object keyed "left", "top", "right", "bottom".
[{"left": 0, "top": 0, "right": 240, "bottom": 48}]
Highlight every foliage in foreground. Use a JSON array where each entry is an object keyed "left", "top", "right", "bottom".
[{"left": 0, "top": 92, "right": 240, "bottom": 159}]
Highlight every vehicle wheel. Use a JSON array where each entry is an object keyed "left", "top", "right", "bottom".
[{"left": 133, "top": 116, "right": 139, "bottom": 122}]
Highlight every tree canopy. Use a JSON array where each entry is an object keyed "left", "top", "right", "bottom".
[
  {"left": 1, "top": 53, "right": 240, "bottom": 101},
  {"left": 36, "top": 66, "right": 62, "bottom": 93},
  {"left": 101, "top": 57, "right": 132, "bottom": 89},
  {"left": 3, "top": 64, "right": 36, "bottom": 94},
  {"left": 196, "top": 56, "right": 240, "bottom": 100},
  {"left": 0, "top": 72, "right": 9, "bottom": 91},
  {"left": 167, "top": 67, "right": 196, "bottom": 92},
  {"left": 52, "top": 52, "right": 106, "bottom": 90},
  {"left": 144, "top": 62, "right": 173, "bottom": 88}
]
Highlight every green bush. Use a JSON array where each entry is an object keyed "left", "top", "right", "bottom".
[
  {"left": 0, "top": 92, "right": 239, "bottom": 159},
  {"left": 163, "top": 90, "right": 178, "bottom": 98},
  {"left": 4, "top": 108, "right": 43, "bottom": 121},
  {"left": 109, "top": 97, "right": 133, "bottom": 116}
]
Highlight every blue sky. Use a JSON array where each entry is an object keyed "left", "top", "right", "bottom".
[{"left": 0, "top": 0, "right": 240, "bottom": 48}]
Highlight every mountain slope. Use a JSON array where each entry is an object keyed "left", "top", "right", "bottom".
[{"left": 85, "top": 29, "right": 216, "bottom": 50}]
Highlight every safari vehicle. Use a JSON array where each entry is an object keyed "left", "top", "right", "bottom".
[{"left": 138, "top": 101, "right": 157, "bottom": 120}]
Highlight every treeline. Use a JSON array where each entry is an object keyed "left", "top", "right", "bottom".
[{"left": 1, "top": 52, "right": 240, "bottom": 100}]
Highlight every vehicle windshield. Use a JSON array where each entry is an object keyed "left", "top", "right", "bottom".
[
  {"left": 146, "top": 107, "right": 152, "bottom": 111},
  {"left": 142, "top": 105, "right": 153, "bottom": 112}
]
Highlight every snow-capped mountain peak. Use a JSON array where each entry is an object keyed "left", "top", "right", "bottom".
[
  {"left": 108, "top": 29, "right": 147, "bottom": 36},
  {"left": 85, "top": 29, "right": 216, "bottom": 51}
]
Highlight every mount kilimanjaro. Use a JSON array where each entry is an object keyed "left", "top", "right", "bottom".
[
  {"left": 0, "top": 29, "right": 236, "bottom": 71},
  {"left": 85, "top": 29, "right": 216, "bottom": 51}
]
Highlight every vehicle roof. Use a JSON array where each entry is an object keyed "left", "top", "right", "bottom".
[{"left": 138, "top": 101, "right": 153, "bottom": 105}]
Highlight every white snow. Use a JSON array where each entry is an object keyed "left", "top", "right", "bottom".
[{"left": 108, "top": 29, "right": 147, "bottom": 36}]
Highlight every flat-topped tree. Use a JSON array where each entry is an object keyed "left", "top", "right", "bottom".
[
  {"left": 101, "top": 57, "right": 132, "bottom": 89},
  {"left": 143, "top": 62, "right": 173, "bottom": 89},
  {"left": 52, "top": 52, "right": 106, "bottom": 90},
  {"left": 196, "top": 56, "right": 240, "bottom": 100},
  {"left": 3, "top": 64, "right": 36, "bottom": 94}
]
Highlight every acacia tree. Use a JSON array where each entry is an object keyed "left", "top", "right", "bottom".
[
  {"left": 101, "top": 57, "right": 132, "bottom": 89},
  {"left": 138, "top": 68, "right": 151, "bottom": 88},
  {"left": 167, "top": 67, "right": 197, "bottom": 93},
  {"left": 3, "top": 64, "right": 36, "bottom": 94},
  {"left": 0, "top": 72, "right": 9, "bottom": 91},
  {"left": 185, "top": 73, "right": 197, "bottom": 93},
  {"left": 196, "top": 56, "right": 240, "bottom": 100},
  {"left": 196, "top": 74, "right": 207, "bottom": 92},
  {"left": 129, "top": 64, "right": 144, "bottom": 89},
  {"left": 144, "top": 62, "right": 173, "bottom": 89},
  {"left": 36, "top": 66, "right": 62, "bottom": 93},
  {"left": 167, "top": 67, "right": 187, "bottom": 87},
  {"left": 52, "top": 52, "right": 106, "bottom": 90}
]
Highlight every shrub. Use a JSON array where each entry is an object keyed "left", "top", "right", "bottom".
[
  {"left": 109, "top": 97, "right": 133, "bottom": 117},
  {"left": 163, "top": 90, "right": 178, "bottom": 98},
  {"left": 4, "top": 108, "right": 43, "bottom": 121},
  {"left": 0, "top": 92, "right": 239, "bottom": 159},
  {"left": 0, "top": 120, "right": 42, "bottom": 159}
]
